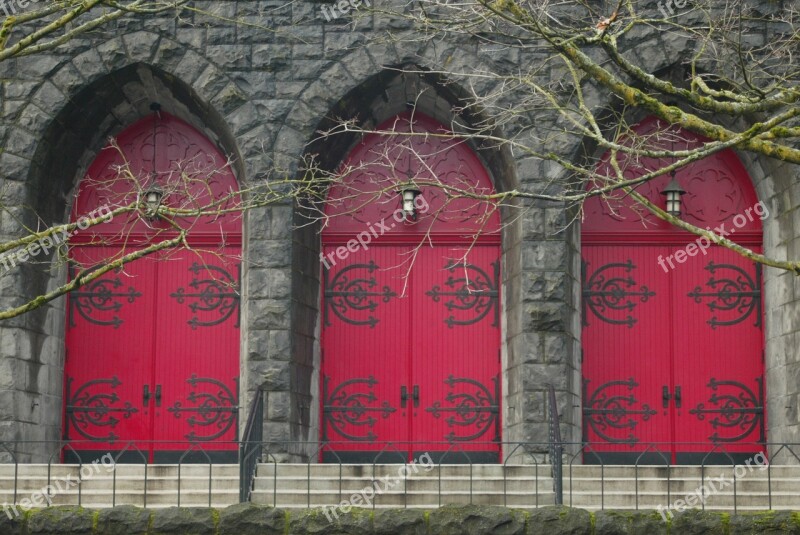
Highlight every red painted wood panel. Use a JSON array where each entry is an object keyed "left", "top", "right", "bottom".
[
  {"left": 64, "top": 247, "right": 158, "bottom": 455},
  {"left": 671, "top": 245, "right": 764, "bottom": 460},
  {"left": 582, "top": 118, "right": 765, "bottom": 463},
  {"left": 72, "top": 113, "right": 240, "bottom": 246},
  {"left": 320, "top": 245, "right": 412, "bottom": 459},
  {"left": 65, "top": 113, "right": 241, "bottom": 462},
  {"left": 152, "top": 248, "right": 241, "bottom": 454},
  {"left": 581, "top": 245, "right": 672, "bottom": 459},
  {"left": 412, "top": 245, "right": 501, "bottom": 460},
  {"left": 321, "top": 113, "right": 502, "bottom": 462}
]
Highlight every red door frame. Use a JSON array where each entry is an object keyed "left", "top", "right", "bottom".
[
  {"left": 581, "top": 118, "right": 766, "bottom": 464},
  {"left": 64, "top": 112, "right": 241, "bottom": 463},
  {"left": 320, "top": 113, "right": 502, "bottom": 463}
]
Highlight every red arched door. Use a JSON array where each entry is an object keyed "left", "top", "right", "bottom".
[
  {"left": 582, "top": 118, "right": 765, "bottom": 464},
  {"left": 64, "top": 112, "right": 241, "bottom": 463},
  {"left": 321, "top": 113, "right": 502, "bottom": 463}
]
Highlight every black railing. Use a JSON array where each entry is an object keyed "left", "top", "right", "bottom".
[
  {"left": 0, "top": 439, "right": 237, "bottom": 509},
  {"left": 547, "top": 384, "right": 564, "bottom": 504},
  {"left": 0, "top": 437, "right": 796, "bottom": 513},
  {"left": 238, "top": 388, "right": 264, "bottom": 502}
]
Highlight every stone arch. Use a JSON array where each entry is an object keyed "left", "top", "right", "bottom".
[
  {"left": 278, "top": 60, "right": 523, "bottom": 457},
  {"left": 0, "top": 62, "right": 246, "bottom": 453}
]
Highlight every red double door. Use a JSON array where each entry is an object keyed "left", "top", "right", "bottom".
[
  {"left": 321, "top": 244, "right": 501, "bottom": 463},
  {"left": 582, "top": 243, "right": 764, "bottom": 464},
  {"left": 64, "top": 247, "right": 240, "bottom": 463}
]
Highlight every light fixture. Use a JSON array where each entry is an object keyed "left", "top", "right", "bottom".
[
  {"left": 661, "top": 171, "right": 685, "bottom": 217},
  {"left": 399, "top": 185, "right": 422, "bottom": 221},
  {"left": 144, "top": 183, "right": 163, "bottom": 219}
]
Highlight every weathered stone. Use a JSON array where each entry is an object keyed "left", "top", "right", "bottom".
[
  {"left": 218, "top": 503, "right": 286, "bottom": 535},
  {"left": 372, "top": 508, "right": 426, "bottom": 535},
  {"left": 728, "top": 510, "right": 800, "bottom": 534},
  {"left": 428, "top": 505, "right": 526, "bottom": 535},
  {"left": 27, "top": 506, "right": 94, "bottom": 535},
  {"left": 150, "top": 507, "right": 216, "bottom": 535},
  {"left": 0, "top": 506, "right": 26, "bottom": 535},
  {"left": 96, "top": 505, "right": 152, "bottom": 535},
  {"left": 525, "top": 506, "right": 592, "bottom": 534},
  {"left": 669, "top": 510, "right": 726, "bottom": 535},
  {"left": 593, "top": 510, "right": 667, "bottom": 535}
]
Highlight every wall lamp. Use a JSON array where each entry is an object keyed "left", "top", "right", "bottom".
[
  {"left": 661, "top": 170, "right": 686, "bottom": 217},
  {"left": 399, "top": 185, "right": 422, "bottom": 221}
]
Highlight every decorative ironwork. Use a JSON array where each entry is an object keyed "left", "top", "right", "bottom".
[
  {"left": 689, "top": 377, "right": 765, "bottom": 444},
  {"left": 582, "top": 378, "right": 657, "bottom": 445},
  {"left": 687, "top": 261, "right": 762, "bottom": 329},
  {"left": 64, "top": 376, "right": 138, "bottom": 442},
  {"left": 323, "top": 261, "right": 397, "bottom": 327},
  {"left": 322, "top": 376, "right": 396, "bottom": 441},
  {"left": 582, "top": 260, "right": 655, "bottom": 328},
  {"left": 425, "top": 375, "right": 500, "bottom": 442},
  {"left": 425, "top": 261, "right": 500, "bottom": 327},
  {"left": 167, "top": 375, "right": 238, "bottom": 441},
  {"left": 170, "top": 263, "right": 240, "bottom": 329},
  {"left": 68, "top": 266, "right": 142, "bottom": 328}
]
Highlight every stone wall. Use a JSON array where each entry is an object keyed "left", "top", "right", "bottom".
[
  {"left": 2, "top": 504, "right": 800, "bottom": 534},
  {"left": 0, "top": 0, "right": 796, "bottom": 457}
]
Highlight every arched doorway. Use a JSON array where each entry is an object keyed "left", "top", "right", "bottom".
[
  {"left": 64, "top": 111, "right": 241, "bottom": 463},
  {"left": 320, "top": 113, "right": 502, "bottom": 463},
  {"left": 581, "top": 117, "right": 765, "bottom": 464}
]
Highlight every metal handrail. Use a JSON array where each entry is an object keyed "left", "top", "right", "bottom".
[
  {"left": 547, "top": 384, "right": 563, "bottom": 504},
  {"left": 238, "top": 388, "right": 264, "bottom": 502}
]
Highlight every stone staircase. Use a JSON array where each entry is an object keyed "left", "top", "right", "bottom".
[
  {"left": 0, "top": 464, "right": 239, "bottom": 509},
  {"left": 250, "top": 464, "right": 556, "bottom": 509},
  {"left": 1, "top": 462, "right": 798, "bottom": 512},
  {"left": 564, "top": 465, "right": 799, "bottom": 512}
]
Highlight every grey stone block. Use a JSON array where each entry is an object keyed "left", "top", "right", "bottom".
[
  {"left": 96, "top": 505, "right": 152, "bottom": 535},
  {"left": 150, "top": 507, "right": 216, "bottom": 535},
  {"left": 218, "top": 503, "right": 286, "bottom": 535}
]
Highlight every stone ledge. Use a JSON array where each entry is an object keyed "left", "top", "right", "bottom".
[{"left": 3, "top": 504, "right": 800, "bottom": 534}]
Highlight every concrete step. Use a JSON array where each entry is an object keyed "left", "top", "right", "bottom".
[
  {"left": 250, "top": 464, "right": 556, "bottom": 508},
  {"left": 563, "top": 476, "right": 797, "bottom": 490},
  {"left": 256, "top": 464, "right": 551, "bottom": 478},
  {"left": 253, "top": 477, "right": 551, "bottom": 493},
  {"left": 251, "top": 490, "right": 556, "bottom": 508},
  {"left": 0, "top": 464, "right": 240, "bottom": 509}
]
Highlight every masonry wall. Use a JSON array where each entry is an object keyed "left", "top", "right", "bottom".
[
  {"left": 2, "top": 504, "right": 800, "bottom": 535},
  {"left": 0, "top": 0, "right": 795, "bottom": 459}
]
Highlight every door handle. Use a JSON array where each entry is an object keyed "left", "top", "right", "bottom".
[
  {"left": 662, "top": 386, "right": 671, "bottom": 409},
  {"left": 674, "top": 386, "right": 681, "bottom": 408},
  {"left": 143, "top": 385, "right": 151, "bottom": 406},
  {"left": 400, "top": 386, "right": 408, "bottom": 408},
  {"left": 412, "top": 385, "right": 420, "bottom": 408},
  {"left": 155, "top": 385, "right": 162, "bottom": 407}
]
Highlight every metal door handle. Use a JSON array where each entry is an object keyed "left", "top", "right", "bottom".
[
  {"left": 155, "top": 385, "right": 162, "bottom": 407},
  {"left": 143, "top": 385, "right": 151, "bottom": 406},
  {"left": 400, "top": 386, "right": 408, "bottom": 408},
  {"left": 674, "top": 386, "right": 681, "bottom": 408},
  {"left": 662, "top": 386, "right": 671, "bottom": 409},
  {"left": 412, "top": 385, "right": 420, "bottom": 408}
]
